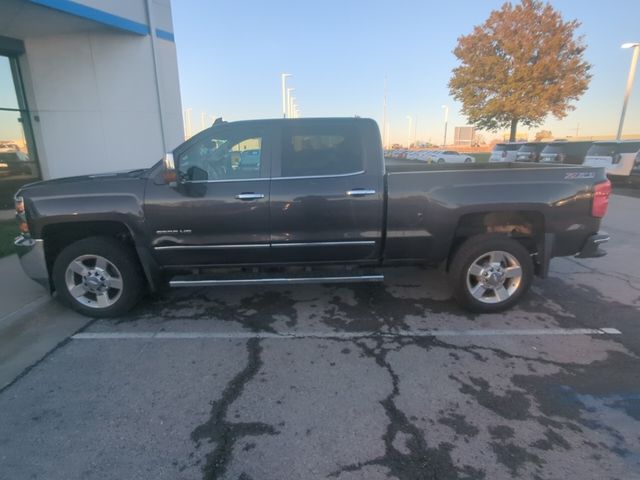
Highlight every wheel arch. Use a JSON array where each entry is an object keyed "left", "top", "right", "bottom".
[
  {"left": 447, "top": 210, "right": 547, "bottom": 274},
  {"left": 41, "top": 221, "right": 155, "bottom": 292}
]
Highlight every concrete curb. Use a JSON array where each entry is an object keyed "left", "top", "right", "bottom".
[{"left": 0, "top": 294, "right": 52, "bottom": 330}]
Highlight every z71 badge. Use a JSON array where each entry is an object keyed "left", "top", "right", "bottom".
[{"left": 565, "top": 172, "right": 595, "bottom": 180}]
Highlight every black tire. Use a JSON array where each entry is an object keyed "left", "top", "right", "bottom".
[
  {"left": 52, "top": 236, "right": 144, "bottom": 317},
  {"left": 449, "top": 234, "right": 533, "bottom": 313},
  {"left": 437, "top": 158, "right": 445, "bottom": 164}
]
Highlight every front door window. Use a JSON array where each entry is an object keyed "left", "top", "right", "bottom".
[{"left": 0, "top": 55, "right": 40, "bottom": 208}]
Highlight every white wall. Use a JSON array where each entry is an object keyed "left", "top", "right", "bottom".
[{"left": 17, "top": 1, "right": 183, "bottom": 179}]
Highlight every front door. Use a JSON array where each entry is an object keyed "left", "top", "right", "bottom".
[
  {"left": 269, "top": 120, "right": 384, "bottom": 263},
  {"left": 145, "top": 123, "right": 273, "bottom": 267}
]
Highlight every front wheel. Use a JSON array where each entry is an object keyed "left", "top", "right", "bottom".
[
  {"left": 449, "top": 234, "right": 533, "bottom": 313},
  {"left": 52, "top": 236, "right": 144, "bottom": 317}
]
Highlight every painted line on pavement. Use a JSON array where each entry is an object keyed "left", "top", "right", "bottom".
[{"left": 72, "top": 327, "right": 622, "bottom": 341}]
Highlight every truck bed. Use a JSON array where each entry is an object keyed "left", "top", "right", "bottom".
[{"left": 383, "top": 161, "right": 607, "bottom": 264}]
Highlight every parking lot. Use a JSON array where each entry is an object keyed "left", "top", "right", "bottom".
[{"left": 0, "top": 192, "right": 638, "bottom": 480}]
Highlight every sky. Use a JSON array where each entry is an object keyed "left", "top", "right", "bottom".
[{"left": 171, "top": 0, "right": 640, "bottom": 145}]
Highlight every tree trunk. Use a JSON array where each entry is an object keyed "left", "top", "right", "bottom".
[{"left": 509, "top": 118, "right": 518, "bottom": 142}]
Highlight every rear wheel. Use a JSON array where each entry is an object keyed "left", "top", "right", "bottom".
[
  {"left": 449, "top": 234, "right": 533, "bottom": 313},
  {"left": 437, "top": 158, "right": 445, "bottom": 164},
  {"left": 52, "top": 236, "right": 143, "bottom": 317}
]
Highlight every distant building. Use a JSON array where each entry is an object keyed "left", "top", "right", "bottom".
[
  {"left": 454, "top": 126, "right": 476, "bottom": 146},
  {"left": 0, "top": 0, "right": 183, "bottom": 207}
]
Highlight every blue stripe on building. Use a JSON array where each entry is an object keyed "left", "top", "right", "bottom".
[
  {"left": 29, "top": 0, "right": 150, "bottom": 36},
  {"left": 155, "top": 29, "right": 175, "bottom": 42}
]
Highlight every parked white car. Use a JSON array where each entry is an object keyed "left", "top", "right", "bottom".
[
  {"left": 583, "top": 141, "right": 640, "bottom": 178},
  {"left": 0, "top": 142, "right": 20, "bottom": 153},
  {"left": 426, "top": 150, "right": 475, "bottom": 164},
  {"left": 489, "top": 143, "right": 521, "bottom": 162},
  {"left": 415, "top": 150, "right": 433, "bottom": 162}
]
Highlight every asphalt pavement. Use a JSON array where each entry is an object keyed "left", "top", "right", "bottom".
[{"left": 0, "top": 193, "right": 639, "bottom": 480}]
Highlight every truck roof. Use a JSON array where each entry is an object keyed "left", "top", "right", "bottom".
[{"left": 205, "top": 117, "right": 377, "bottom": 129}]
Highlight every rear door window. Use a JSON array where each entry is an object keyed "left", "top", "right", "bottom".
[{"left": 280, "top": 124, "right": 363, "bottom": 177}]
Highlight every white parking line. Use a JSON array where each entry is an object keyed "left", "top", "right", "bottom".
[{"left": 72, "top": 327, "right": 622, "bottom": 341}]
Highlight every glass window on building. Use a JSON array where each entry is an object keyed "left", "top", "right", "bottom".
[{"left": 0, "top": 54, "right": 40, "bottom": 208}]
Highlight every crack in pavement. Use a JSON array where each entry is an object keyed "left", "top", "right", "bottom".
[
  {"left": 330, "top": 336, "right": 485, "bottom": 480},
  {"left": 190, "top": 338, "right": 279, "bottom": 479}
]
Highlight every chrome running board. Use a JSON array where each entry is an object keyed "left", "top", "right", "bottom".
[{"left": 169, "top": 274, "right": 384, "bottom": 288}]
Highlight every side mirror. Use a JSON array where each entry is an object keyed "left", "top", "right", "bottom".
[{"left": 162, "top": 152, "right": 177, "bottom": 187}]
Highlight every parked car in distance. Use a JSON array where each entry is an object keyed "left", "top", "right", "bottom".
[
  {"left": 582, "top": 140, "right": 640, "bottom": 179},
  {"left": 0, "top": 142, "right": 20, "bottom": 153},
  {"left": 515, "top": 142, "right": 548, "bottom": 162},
  {"left": 426, "top": 150, "right": 475, "bottom": 163},
  {"left": 415, "top": 151, "right": 432, "bottom": 162},
  {"left": 14, "top": 117, "right": 611, "bottom": 317},
  {"left": 489, "top": 143, "right": 521, "bottom": 162},
  {"left": 0, "top": 151, "right": 35, "bottom": 177},
  {"left": 539, "top": 141, "right": 592, "bottom": 165}
]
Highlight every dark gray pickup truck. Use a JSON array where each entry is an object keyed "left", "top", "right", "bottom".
[{"left": 13, "top": 118, "right": 611, "bottom": 317}]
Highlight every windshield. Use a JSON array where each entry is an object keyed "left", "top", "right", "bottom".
[
  {"left": 541, "top": 145, "right": 565, "bottom": 154},
  {"left": 517, "top": 145, "right": 537, "bottom": 153}
]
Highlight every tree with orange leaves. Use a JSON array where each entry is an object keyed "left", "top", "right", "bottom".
[{"left": 449, "top": 0, "right": 591, "bottom": 141}]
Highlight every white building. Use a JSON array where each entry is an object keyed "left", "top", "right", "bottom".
[{"left": 0, "top": 0, "right": 183, "bottom": 206}]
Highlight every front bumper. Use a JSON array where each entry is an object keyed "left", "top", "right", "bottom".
[
  {"left": 14, "top": 235, "right": 49, "bottom": 289},
  {"left": 575, "top": 232, "right": 609, "bottom": 259}
]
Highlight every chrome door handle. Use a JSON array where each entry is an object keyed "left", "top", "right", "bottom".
[
  {"left": 346, "top": 189, "right": 376, "bottom": 197},
  {"left": 235, "top": 193, "right": 265, "bottom": 200}
]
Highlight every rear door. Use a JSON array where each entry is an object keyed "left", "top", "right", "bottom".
[{"left": 269, "top": 119, "right": 384, "bottom": 263}]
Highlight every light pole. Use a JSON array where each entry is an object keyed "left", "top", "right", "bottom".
[
  {"left": 441, "top": 105, "right": 449, "bottom": 147},
  {"left": 617, "top": 43, "right": 640, "bottom": 140},
  {"left": 183, "top": 107, "right": 192, "bottom": 139},
  {"left": 287, "top": 88, "right": 295, "bottom": 118},
  {"left": 281, "top": 73, "right": 291, "bottom": 118},
  {"left": 290, "top": 97, "right": 297, "bottom": 118},
  {"left": 406, "top": 115, "right": 413, "bottom": 149}
]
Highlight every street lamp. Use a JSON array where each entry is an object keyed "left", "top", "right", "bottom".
[
  {"left": 281, "top": 73, "right": 292, "bottom": 118},
  {"left": 183, "top": 107, "right": 192, "bottom": 139},
  {"left": 287, "top": 88, "right": 295, "bottom": 118},
  {"left": 406, "top": 115, "right": 413, "bottom": 149},
  {"left": 441, "top": 105, "right": 449, "bottom": 147},
  {"left": 617, "top": 43, "right": 640, "bottom": 140}
]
